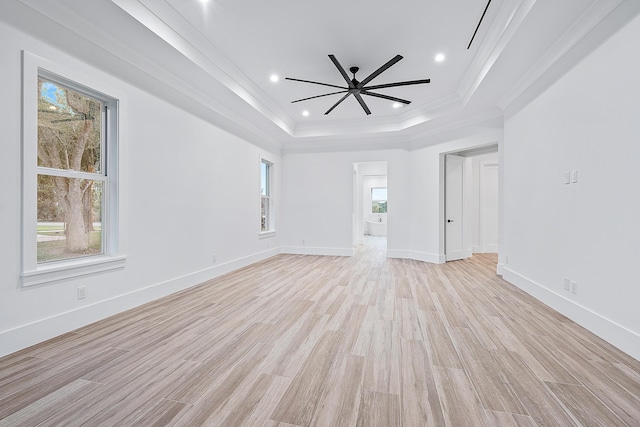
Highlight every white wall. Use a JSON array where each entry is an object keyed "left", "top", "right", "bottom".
[
  {"left": 0, "top": 22, "right": 281, "bottom": 357},
  {"left": 503, "top": 13, "right": 640, "bottom": 360},
  {"left": 281, "top": 150, "right": 409, "bottom": 256},
  {"left": 407, "top": 127, "right": 503, "bottom": 263}
]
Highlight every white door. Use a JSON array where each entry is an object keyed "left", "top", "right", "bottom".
[
  {"left": 445, "top": 155, "right": 467, "bottom": 261},
  {"left": 481, "top": 163, "right": 499, "bottom": 253}
]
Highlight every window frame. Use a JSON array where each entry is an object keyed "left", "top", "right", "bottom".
[
  {"left": 259, "top": 157, "right": 275, "bottom": 237},
  {"left": 21, "top": 51, "right": 126, "bottom": 287}
]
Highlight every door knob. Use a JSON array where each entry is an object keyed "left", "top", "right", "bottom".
[{"left": 447, "top": 219, "right": 454, "bottom": 223}]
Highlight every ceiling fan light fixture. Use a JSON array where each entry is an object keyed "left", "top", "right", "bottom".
[{"left": 286, "top": 54, "right": 430, "bottom": 115}]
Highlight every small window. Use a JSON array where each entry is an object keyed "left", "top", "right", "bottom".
[
  {"left": 371, "top": 187, "right": 387, "bottom": 213},
  {"left": 260, "top": 160, "right": 272, "bottom": 232}
]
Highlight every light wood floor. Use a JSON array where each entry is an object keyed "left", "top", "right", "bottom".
[{"left": 1, "top": 237, "right": 639, "bottom": 426}]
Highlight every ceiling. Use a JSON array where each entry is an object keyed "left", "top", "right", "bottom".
[{"left": 2, "top": 0, "right": 634, "bottom": 152}]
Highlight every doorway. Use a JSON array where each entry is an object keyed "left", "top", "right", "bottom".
[
  {"left": 353, "top": 161, "right": 388, "bottom": 250},
  {"left": 443, "top": 145, "right": 499, "bottom": 262}
]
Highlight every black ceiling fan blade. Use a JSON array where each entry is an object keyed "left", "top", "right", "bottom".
[
  {"left": 328, "top": 55, "right": 356, "bottom": 89},
  {"left": 354, "top": 93, "right": 371, "bottom": 115},
  {"left": 291, "top": 90, "right": 348, "bottom": 104},
  {"left": 365, "top": 79, "right": 431, "bottom": 91},
  {"left": 325, "top": 93, "right": 352, "bottom": 115},
  {"left": 285, "top": 77, "right": 347, "bottom": 90},
  {"left": 358, "top": 54, "right": 403, "bottom": 88},
  {"left": 361, "top": 91, "right": 411, "bottom": 105}
]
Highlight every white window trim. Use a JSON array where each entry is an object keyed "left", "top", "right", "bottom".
[
  {"left": 259, "top": 156, "right": 275, "bottom": 237},
  {"left": 21, "top": 51, "right": 127, "bottom": 287}
]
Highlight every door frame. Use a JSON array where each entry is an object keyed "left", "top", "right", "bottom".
[
  {"left": 439, "top": 143, "right": 499, "bottom": 262},
  {"left": 352, "top": 161, "right": 388, "bottom": 248}
]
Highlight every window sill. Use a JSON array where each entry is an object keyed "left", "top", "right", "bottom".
[
  {"left": 22, "top": 255, "right": 127, "bottom": 287},
  {"left": 258, "top": 230, "right": 276, "bottom": 239}
]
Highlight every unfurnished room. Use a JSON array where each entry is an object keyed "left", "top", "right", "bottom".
[{"left": 1, "top": 0, "right": 639, "bottom": 425}]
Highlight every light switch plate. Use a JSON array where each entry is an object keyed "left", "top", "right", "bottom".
[
  {"left": 571, "top": 170, "right": 578, "bottom": 183},
  {"left": 564, "top": 172, "right": 571, "bottom": 185}
]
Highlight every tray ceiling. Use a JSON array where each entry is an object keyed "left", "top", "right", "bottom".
[{"left": 3, "top": 0, "right": 634, "bottom": 151}]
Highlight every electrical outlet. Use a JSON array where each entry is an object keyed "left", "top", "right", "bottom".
[
  {"left": 212, "top": 254, "right": 216, "bottom": 263},
  {"left": 505, "top": 256, "right": 509, "bottom": 265},
  {"left": 78, "top": 286, "right": 87, "bottom": 300},
  {"left": 302, "top": 239, "right": 305, "bottom": 245},
  {"left": 564, "top": 278, "right": 570, "bottom": 291},
  {"left": 571, "top": 281, "right": 578, "bottom": 294}
]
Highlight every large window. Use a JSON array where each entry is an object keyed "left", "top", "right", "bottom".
[
  {"left": 260, "top": 160, "right": 272, "bottom": 232},
  {"left": 371, "top": 187, "right": 388, "bottom": 213},
  {"left": 37, "top": 77, "right": 106, "bottom": 263},
  {"left": 22, "top": 51, "right": 125, "bottom": 286}
]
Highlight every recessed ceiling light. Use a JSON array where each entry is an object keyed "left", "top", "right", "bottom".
[
  {"left": 270, "top": 74, "right": 279, "bottom": 83},
  {"left": 392, "top": 102, "right": 403, "bottom": 109},
  {"left": 302, "top": 110, "right": 309, "bottom": 117},
  {"left": 199, "top": 0, "right": 210, "bottom": 3},
  {"left": 435, "top": 53, "right": 445, "bottom": 62}
]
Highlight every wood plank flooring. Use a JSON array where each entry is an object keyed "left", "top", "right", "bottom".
[{"left": 1, "top": 236, "right": 639, "bottom": 426}]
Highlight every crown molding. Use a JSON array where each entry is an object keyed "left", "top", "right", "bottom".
[
  {"left": 408, "top": 108, "right": 504, "bottom": 150},
  {"left": 457, "top": 0, "right": 537, "bottom": 106},
  {"left": 13, "top": 0, "right": 624, "bottom": 155},
  {"left": 498, "top": 0, "right": 629, "bottom": 113},
  {"left": 121, "top": 0, "right": 475, "bottom": 142},
  {"left": 291, "top": 94, "right": 462, "bottom": 138},
  {"left": 15, "top": 0, "right": 285, "bottom": 153},
  {"left": 281, "top": 106, "right": 504, "bottom": 155},
  {"left": 282, "top": 133, "right": 411, "bottom": 155},
  {"left": 112, "top": 0, "right": 296, "bottom": 135}
]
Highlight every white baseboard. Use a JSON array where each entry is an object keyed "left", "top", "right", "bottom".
[
  {"left": 281, "top": 246, "right": 354, "bottom": 257},
  {"left": 0, "top": 247, "right": 280, "bottom": 358},
  {"left": 387, "top": 249, "right": 445, "bottom": 264},
  {"left": 503, "top": 267, "right": 640, "bottom": 361}
]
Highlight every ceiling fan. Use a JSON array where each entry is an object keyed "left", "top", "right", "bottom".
[{"left": 286, "top": 54, "right": 430, "bottom": 115}]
